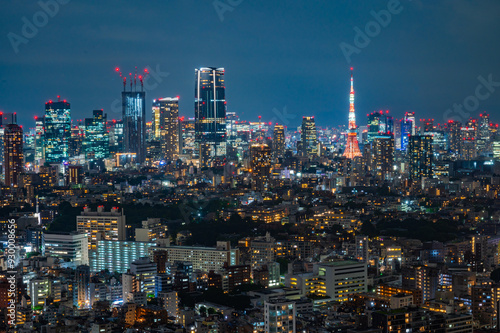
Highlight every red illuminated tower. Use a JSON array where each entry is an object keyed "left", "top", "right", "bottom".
[{"left": 343, "top": 68, "right": 362, "bottom": 159}]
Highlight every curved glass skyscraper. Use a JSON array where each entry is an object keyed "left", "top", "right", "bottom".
[{"left": 195, "top": 67, "right": 227, "bottom": 162}]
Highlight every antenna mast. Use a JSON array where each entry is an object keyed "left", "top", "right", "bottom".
[
  {"left": 116, "top": 67, "right": 149, "bottom": 92},
  {"left": 140, "top": 68, "right": 149, "bottom": 91},
  {"left": 115, "top": 67, "right": 126, "bottom": 92},
  {"left": 134, "top": 67, "right": 137, "bottom": 92}
]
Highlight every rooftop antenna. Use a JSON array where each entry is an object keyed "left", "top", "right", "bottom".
[
  {"left": 116, "top": 67, "right": 149, "bottom": 92},
  {"left": 134, "top": 67, "right": 137, "bottom": 91},
  {"left": 115, "top": 67, "right": 126, "bottom": 92},
  {"left": 140, "top": 68, "right": 149, "bottom": 91}
]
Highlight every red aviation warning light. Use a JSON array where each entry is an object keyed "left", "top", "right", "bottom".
[
  {"left": 116, "top": 67, "right": 149, "bottom": 92},
  {"left": 115, "top": 67, "right": 127, "bottom": 91},
  {"left": 139, "top": 68, "right": 148, "bottom": 91}
]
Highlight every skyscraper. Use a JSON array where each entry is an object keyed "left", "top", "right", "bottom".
[
  {"left": 34, "top": 115, "right": 45, "bottom": 165},
  {"left": 477, "top": 113, "right": 491, "bottom": 155},
  {"left": 1, "top": 112, "right": 17, "bottom": 126},
  {"left": 404, "top": 111, "right": 416, "bottom": 136},
  {"left": 146, "top": 121, "right": 154, "bottom": 141},
  {"left": 84, "top": 110, "right": 109, "bottom": 161},
  {"left": 180, "top": 117, "right": 196, "bottom": 157},
  {"left": 394, "top": 120, "right": 401, "bottom": 150},
  {"left": 153, "top": 97, "right": 180, "bottom": 162},
  {"left": 301, "top": 117, "right": 318, "bottom": 158},
  {"left": 250, "top": 143, "right": 272, "bottom": 191},
  {"left": 226, "top": 111, "right": 239, "bottom": 142},
  {"left": 273, "top": 124, "right": 285, "bottom": 161},
  {"left": 343, "top": 68, "right": 362, "bottom": 159},
  {"left": 44, "top": 100, "right": 71, "bottom": 163},
  {"left": 69, "top": 120, "right": 84, "bottom": 157},
  {"left": 372, "top": 134, "right": 394, "bottom": 181},
  {"left": 3, "top": 123, "right": 23, "bottom": 187},
  {"left": 123, "top": 91, "right": 146, "bottom": 163},
  {"left": 447, "top": 120, "right": 461, "bottom": 156},
  {"left": 152, "top": 101, "right": 162, "bottom": 140},
  {"left": 409, "top": 135, "right": 433, "bottom": 180},
  {"left": 107, "top": 119, "right": 123, "bottom": 155},
  {"left": 194, "top": 67, "right": 227, "bottom": 160},
  {"left": 399, "top": 119, "right": 412, "bottom": 151},
  {"left": 146, "top": 140, "right": 162, "bottom": 166},
  {"left": 460, "top": 125, "right": 476, "bottom": 160},
  {"left": 367, "top": 110, "right": 394, "bottom": 142},
  {"left": 420, "top": 119, "right": 434, "bottom": 133},
  {"left": 0, "top": 113, "right": 18, "bottom": 170}
]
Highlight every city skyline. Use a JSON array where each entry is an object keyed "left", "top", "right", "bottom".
[
  {"left": 2, "top": 2, "right": 500, "bottom": 332},
  {"left": 1, "top": 1, "right": 500, "bottom": 128}
]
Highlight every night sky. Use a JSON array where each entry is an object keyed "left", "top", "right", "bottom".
[{"left": 1, "top": 0, "right": 500, "bottom": 130}]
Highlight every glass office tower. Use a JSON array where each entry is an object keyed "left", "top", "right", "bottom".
[
  {"left": 84, "top": 110, "right": 109, "bottom": 161},
  {"left": 122, "top": 91, "right": 146, "bottom": 163},
  {"left": 152, "top": 97, "right": 180, "bottom": 162},
  {"left": 45, "top": 100, "right": 71, "bottom": 163},
  {"left": 195, "top": 67, "right": 227, "bottom": 159}
]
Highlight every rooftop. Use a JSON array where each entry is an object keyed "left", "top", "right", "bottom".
[{"left": 318, "top": 260, "right": 363, "bottom": 267}]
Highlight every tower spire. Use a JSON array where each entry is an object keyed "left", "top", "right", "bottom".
[
  {"left": 348, "top": 67, "right": 356, "bottom": 130},
  {"left": 351, "top": 67, "right": 354, "bottom": 91},
  {"left": 343, "top": 67, "right": 362, "bottom": 159}
]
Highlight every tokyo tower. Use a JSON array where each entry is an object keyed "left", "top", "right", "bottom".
[{"left": 343, "top": 68, "right": 362, "bottom": 159}]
